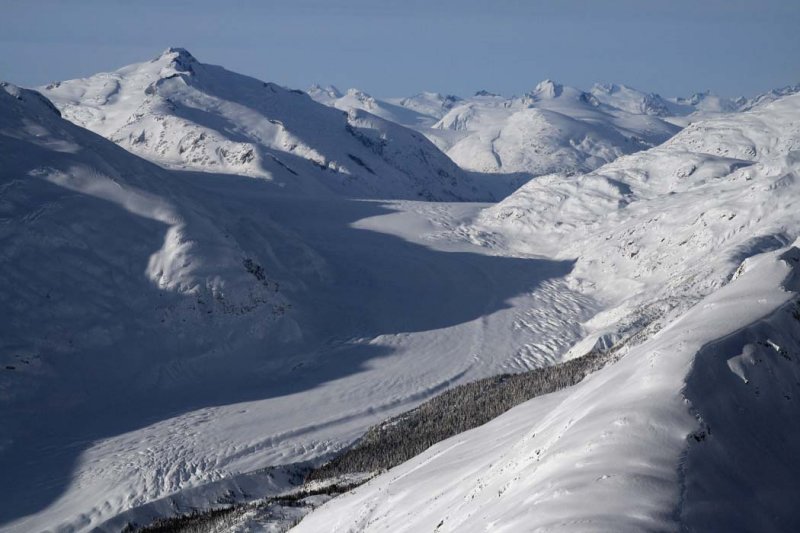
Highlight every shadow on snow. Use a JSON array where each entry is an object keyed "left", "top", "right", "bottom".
[{"left": 0, "top": 168, "right": 573, "bottom": 526}]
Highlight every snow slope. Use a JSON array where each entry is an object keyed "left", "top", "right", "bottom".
[
  {"left": 295, "top": 244, "right": 800, "bottom": 533},
  {"left": 295, "top": 93, "right": 800, "bottom": 531},
  {"left": 473, "top": 92, "right": 800, "bottom": 354},
  {"left": 0, "top": 81, "right": 301, "bottom": 530},
  {"left": 40, "top": 49, "right": 505, "bottom": 201},
  {"left": 0, "top": 82, "right": 594, "bottom": 532}
]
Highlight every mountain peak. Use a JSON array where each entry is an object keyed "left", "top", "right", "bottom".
[
  {"left": 678, "top": 90, "right": 711, "bottom": 106},
  {"left": 155, "top": 47, "right": 197, "bottom": 73},
  {"left": 591, "top": 82, "right": 624, "bottom": 94},
  {"left": 532, "top": 79, "right": 563, "bottom": 99},
  {"left": 160, "top": 47, "right": 196, "bottom": 60},
  {"left": 345, "top": 87, "right": 376, "bottom": 100},
  {"left": 1, "top": 81, "right": 62, "bottom": 117},
  {"left": 308, "top": 84, "right": 343, "bottom": 99},
  {"left": 1, "top": 81, "right": 22, "bottom": 99}
]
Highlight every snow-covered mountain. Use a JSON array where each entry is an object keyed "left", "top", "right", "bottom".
[
  {"left": 0, "top": 79, "right": 588, "bottom": 531},
  {"left": 309, "top": 80, "right": 682, "bottom": 177},
  {"left": 474, "top": 91, "right": 800, "bottom": 359},
  {"left": 589, "top": 83, "right": 749, "bottom": 118},
  {"left": 296, "top": 247, "right": 800, "bottom": 532},
  {"left": 430, "top": 80, "right": 681, "bottom": 176},
  {"left": 0, "top": 81, "right": 319, "bottom": 529},
  {"left": 0, "top": 80, "right": 292, "bottom": 358},
  {"left": 739, "top": 82, "right": 800, "bottom": 111},
  {"left": 389, "top": 91, "right": 461, "bottom": 121},
  {"left": 590, "top": 82, "right": 679, "bottom": 116},
  {"left": 312, "top": 80, "right": 798, "bottom": 182},
  {"left": 5, "top": 47, "right": 800, "bottom": 533},
  {"left": 592, "top": 82, "right": 800, "bottom": 118},
  {"left": 307, "top": 85, "right": 446, "bottom": 129},
  {"left": 40, "top": 48, "right": 506, "bottom": 201},
  {"left": 294, "top": 92, "right": 800, "bottom": 532}
]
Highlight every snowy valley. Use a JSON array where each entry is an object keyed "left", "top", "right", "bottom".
[{"left": 1, "top": 46, "right": 800, "bottom": 533}]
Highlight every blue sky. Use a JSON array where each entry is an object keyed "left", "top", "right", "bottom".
[{"left": 1, "top": 0, "right": 798, "bottom": 98}]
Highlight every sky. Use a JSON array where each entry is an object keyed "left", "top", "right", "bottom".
[{"left": 1, "top": 0, "right": 798, "bottom": 99}]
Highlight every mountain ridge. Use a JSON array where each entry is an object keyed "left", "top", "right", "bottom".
[{"left": 40, "top": 48, "right": 508, "bottom": 201}]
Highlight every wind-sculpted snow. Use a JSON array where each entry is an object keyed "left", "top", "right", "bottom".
[{"left": 41, "top": 49, "right": 505, "bottom": 201}]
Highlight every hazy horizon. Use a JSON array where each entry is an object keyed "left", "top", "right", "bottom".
[{"left": 2, "top": 0, "right": 798, "bottom": 99}]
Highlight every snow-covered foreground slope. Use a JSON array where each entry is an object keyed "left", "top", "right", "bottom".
[
  {"left": 295, "top": 246, "right": 800, "bottom": 533},
  {"left": 40, "top": 49, "right": 507, "bottom": 201},
  {"left": 0, "top": 83, "right": 594, "bottom": 532},
  {"left": 295, "top": 94, "right": 800, "bottom": 531}
]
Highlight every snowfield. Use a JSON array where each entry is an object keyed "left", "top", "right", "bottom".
[{"left": 2, "top": 48, "right": 800, "bottom": 532}]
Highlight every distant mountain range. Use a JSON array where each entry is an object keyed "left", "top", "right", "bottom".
[{"left": 308, "top": 77, "right": 798, "bottom": 177}]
